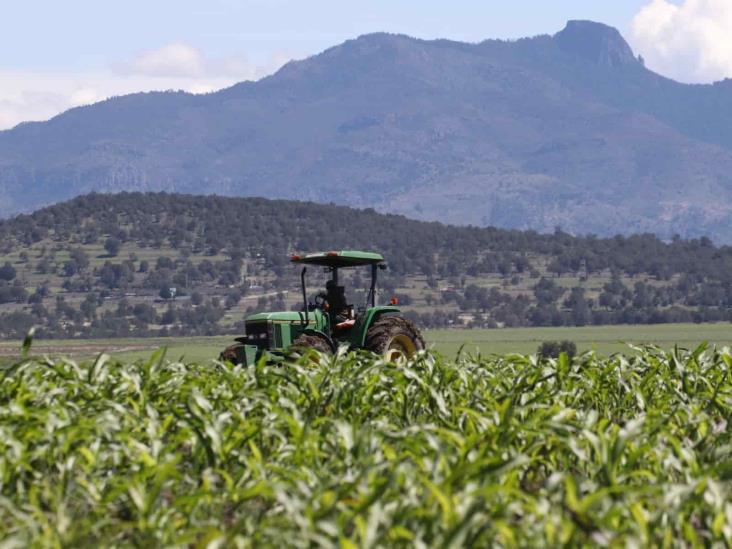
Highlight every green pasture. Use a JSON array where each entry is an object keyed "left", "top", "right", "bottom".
[{"left": 428, "top": 323, "right": 732, "bottom": 356}]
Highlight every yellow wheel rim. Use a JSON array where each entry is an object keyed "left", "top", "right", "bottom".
[{"left": 384, "top": 334, "right": 417, "bottom": 361}]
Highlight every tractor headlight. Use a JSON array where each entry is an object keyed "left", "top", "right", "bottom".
[{"left": 244, "top": 321, "right": 270, "bottom": 347}]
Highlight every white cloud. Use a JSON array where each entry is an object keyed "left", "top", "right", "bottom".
[
  {"left": 0, "top": 85, "right": 68, "bottom": 130},
  {"left": 124, "top": 42, "right": 206, "bottom": 78},
  {"left": 0, "top": 46, "right": 293, "bottom": 130},
  {"left": 0, "top": 70, "right": 232, "bottom": 130},
  {"left": 117, "top": 42, "right": 265, "bottom": 80},
  {"left": 631, "top": 0, "right": 732, "bottom": 83},
  {"left": 69, "top": 87, "right": 101, "bottom": 107}
]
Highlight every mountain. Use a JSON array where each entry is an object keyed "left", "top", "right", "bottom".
[{"left": 2, "top": 21, "right": 732, "bottom": 241}]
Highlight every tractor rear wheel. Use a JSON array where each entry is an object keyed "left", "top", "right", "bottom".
[
  {"left": 290, "top": 333, "right": 332, "bottom": 355},
  {"left": 220, "top": 343, "right": 246, "bottom": 364},
  {"left": 365, "top": 316, "right": 425, "bottom": 361}
]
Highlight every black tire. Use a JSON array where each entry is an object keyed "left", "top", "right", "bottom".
[
  {"left": 364, "top": 316, "right": 425, "bottom": 360},
  {"left": 220, "top": 343, "right": 246, "bottom": 364},
  {"left": 290, "top": 333, "right": 333, "bottom": 355}
]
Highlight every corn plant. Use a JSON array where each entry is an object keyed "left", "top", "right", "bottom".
[{"left": 1, "top": 343, "right": 731, "bottom": 547}]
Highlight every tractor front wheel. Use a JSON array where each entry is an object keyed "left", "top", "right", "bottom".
[
  {"left": 365, "top": 316, "right": 425, "bottom": 361},
  {"left": 220, "top": 343, "right": 246, "bottom": 364},
  {"left": 290, "top": 333, "right": 333, "bottom": 355}
]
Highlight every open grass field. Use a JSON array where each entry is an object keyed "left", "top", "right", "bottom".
[
  {"left": 0, "top": 323, "right": 730, "bottom": 362},
  {"left": 2, "top": 344, "right": 731, "bottom": 545},
  {"left": 428, "top": 323, "right": 732, "bottom": 356}
]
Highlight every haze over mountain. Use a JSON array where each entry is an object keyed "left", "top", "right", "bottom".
[{"left": 2, "top": 20, "right": 732, "bottom": 241}]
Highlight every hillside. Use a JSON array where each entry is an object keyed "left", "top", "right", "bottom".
[
  {"left": 2, "top": 21, "right": 732, "bottom": 240},
  {"left": 1, "top": 192, "right": 732, "bottom": 339}
]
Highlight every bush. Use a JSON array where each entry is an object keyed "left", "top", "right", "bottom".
[
  {"left": 224, "top": 289, "right": 243, "bottom": 309},
  {"left": 132, "top": 303, "right": 156, "bottom": 324},
  {"left": 0, "top": 261, "right": 16, "bottom": 281},
  {"left": 0, "top": 285, "right": 27, "bottom": 304},
  {"left": 104, "top": 237, "right": 121, "bottom": 257},
  {"left": 538, "top": 339, "right": 577, "bottom": 359}
]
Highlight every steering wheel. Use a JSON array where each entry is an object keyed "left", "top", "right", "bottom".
[{"left": 313, "top": 292, "right": 329, "bottom": 310}]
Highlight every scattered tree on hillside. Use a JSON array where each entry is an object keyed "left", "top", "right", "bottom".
[
  {"left": 0, "top": 262, "right": 16, "bottom": 281},
  {"left": 104, "top": 237, "right": 121, "bottom": 257}
]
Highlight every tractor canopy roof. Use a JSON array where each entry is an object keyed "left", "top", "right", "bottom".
[{"left": 291, "top": 250, "right": 385, "bottom": 268}]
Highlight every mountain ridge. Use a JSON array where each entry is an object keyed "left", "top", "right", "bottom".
[{"left": 2, "top": 21, "right": 732, "bottom": 241}]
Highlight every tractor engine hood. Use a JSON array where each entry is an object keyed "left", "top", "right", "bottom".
[
  {"left": 245, "top": 311, "right": 313, "bottom": 324},
  {"left": 243, "top": 309, "right": 325, "bottom": 352}
]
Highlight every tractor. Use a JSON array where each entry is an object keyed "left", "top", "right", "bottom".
[{"left": 220, "top": 250, "right": 425, "bottom": 364}]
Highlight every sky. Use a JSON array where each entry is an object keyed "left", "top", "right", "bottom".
[{"left": 1, "top": 0, "right": 731, "bottom": 130}]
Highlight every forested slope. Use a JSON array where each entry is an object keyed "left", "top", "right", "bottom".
[{"left": 0, "top": 192, "right": 732, "bottom": 338}]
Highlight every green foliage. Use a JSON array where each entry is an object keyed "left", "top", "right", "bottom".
[
  {"left": 2, "top": 346, "right": 732, "bottom": 546},
  {"left": 104, "top": 237, "right": 121, "bottom": 257},
  {"left": 0, "top": 261, "right": 16, "bottom": 281},
  {"left": 538, "top": 340, "right": 578, "bottom": 359}
]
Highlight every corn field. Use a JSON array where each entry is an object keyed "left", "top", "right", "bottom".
[{"left": 1, "top": 343, "right": 732, "bottom": 547}]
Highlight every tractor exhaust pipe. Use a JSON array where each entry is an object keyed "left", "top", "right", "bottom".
[{"left": 301, "top": 267, "right": 308, "bottom": 326}]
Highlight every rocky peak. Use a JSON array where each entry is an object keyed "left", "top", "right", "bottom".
[{"left": 554, "top": 20, "right": 638, "bottom": 68}]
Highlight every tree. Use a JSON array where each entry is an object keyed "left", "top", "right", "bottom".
[
  {"left": 70, "top": 248, "right": 89, "bottom": 272},
  {"left": 35, "top": 257, "right": 53, "bottom": 275},
  {"left": 80, "top": 294, "right": 98, "bottom": 320},
  {"left": 538, "top": 340, "right": 577, "bottom": 359},
  {"left": 563, "top": 287, "right": 591, "bottom": 326},
  {"left": 156, "top": 256, "right": 175, "bottom": 270},
  {"left": 160, "top": 306, "right": 177, "bottom": 325},
  {"left": 62, "top": 261, "right": 77, "bottom": 277},
  {"left": 104, "top": 237, "right": 121, "bottom": 257},
  {"left": 0, "top": 286, "right": 27, "bottom": 304},
  {"left": 0, "top": 262, "right": 16, "bottom": 281},
  {"left": 534, "top": 278, "right": 563, "bottom": 305},
  {"left": 224, "top": 289, "right": 243, "bottom": 309},
  {"left": 132, "top": 303, "right": 156, "bottom": 324},
  {"left": 116, "top": 299, "right": 131, "bottom": 317},
  {"left": 99, "top": 262, "right": 133, "bottom": 289},
  {"left": 547, "top": 259, "right": 563, "bottom": 277}
]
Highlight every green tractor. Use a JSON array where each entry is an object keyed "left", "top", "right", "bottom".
[{"left": 220, "top": 250, "right": 425, "bottom": 364}]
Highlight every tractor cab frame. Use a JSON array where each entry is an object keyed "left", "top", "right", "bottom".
[{"left": 293, "top": 250, "right": 386, "bottom": 327}]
